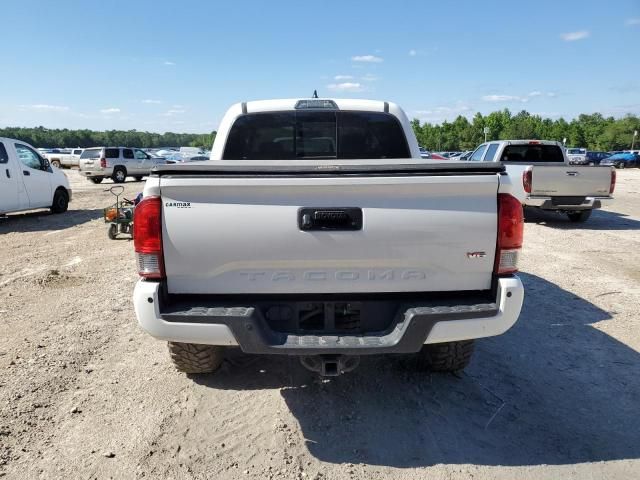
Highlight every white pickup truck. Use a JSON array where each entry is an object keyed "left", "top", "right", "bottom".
[
  {"left": 466, "top": 140, "right": 615, "bottom": 222},
  {"left": 132, "top": 98, "right": 525, "bottom": 377},
  {"left": 44, "top": 148, "right": 84, "bottom": 169}
]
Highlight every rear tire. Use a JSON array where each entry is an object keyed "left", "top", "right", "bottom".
[
  {"left": 567, "top": 210, "right": 592, "bottom": 223},
  {"left": 50, "top": 189, "right": 69, "bottom": 214},
  {"left": 107, "top": 224, "right": 118, "bottom": 240},
  {"left": 90, "top": 177, "right": 103, "bottom": 184},
  {"left": 50, "top": 159, "right": 61, "bottom": 168},
  {"left": 112, "top": 167, "right": 127, "bottom": 183},
  {"left": 618, "top": 162, "right": 625, "bottom": 169},
  {"left": 134, "top": 176, "right": 143, "bottom": 182},
  {"left": 414, "top": 340, "right": 474, "bottom": 372},
  {"left": 168, "top": 342, "right": 225, "bottom": 374}
]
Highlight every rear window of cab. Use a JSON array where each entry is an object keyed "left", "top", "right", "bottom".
[
  {"left": 223, "top": 111, "right": 411, "bottom": 160},
  {"left": 500, "top": 145, "right": 565, "bottom": 163},
  {"left": 80, "top": 148, "right": 102, "bottom": 159}
]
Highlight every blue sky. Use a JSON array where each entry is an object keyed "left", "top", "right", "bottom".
[{"left": 1, "top": 0, "right": 639, "bottom": 133}]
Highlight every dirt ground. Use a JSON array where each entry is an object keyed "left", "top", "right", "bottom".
[{"left": 1, "top": 168, "right": 639, "bottom": 480}]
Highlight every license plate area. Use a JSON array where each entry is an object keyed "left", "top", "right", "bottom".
[
  {"left": 263, "top": 301, "right": 396, "bottom": 334},
  {"left": 298, "top": 207, "right": 362, "bottom": 231}
]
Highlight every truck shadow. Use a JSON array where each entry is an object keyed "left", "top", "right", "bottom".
[
  {"left": 0, "top": 208, "right": 103, "bottom": 234},
  {"left": 192, "top": 272, "right": 640, "bottom": 467},
  {"left": 524, "top": 207, "right": 640, "bottom": 230}
]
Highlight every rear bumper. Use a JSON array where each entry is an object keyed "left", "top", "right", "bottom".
[
  {"left": 79, "top": 169, "right": 110, "bottom": 178},
  {"left": 133, "top": 276, "right": 524, "bottom": 354},
  {"left": 524, "top": 196, "right": 612, "bottom": 210}
]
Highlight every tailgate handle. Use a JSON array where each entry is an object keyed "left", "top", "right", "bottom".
[
  {"left": 299, "top": 208, "right": 362, "bottom": 231},
  {"left": 566, "top": 171, "right": 579, "bottom": 176}
]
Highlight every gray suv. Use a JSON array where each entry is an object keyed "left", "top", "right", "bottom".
[{"left": 79, "top": 147, "right": 165, "bottom": 184}]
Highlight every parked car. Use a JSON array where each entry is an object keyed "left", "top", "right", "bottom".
[
  {"left": 449, "top": 150, "right": 473, "bottom": 161},
  {"left": 565, "top": 148, "right": 587, "bottom": 164},
  {"left": 133, "top": 97, "right": 525, "bottom": 378},
  {"left": 419, "top": 148, "right": 447, "bottom": 160},
  {"left": 468, "top": 140, "right": 615, "bottom": 222},
  {"left": 601, "top": 152, "right": 640, "bottom": 169},
  {"left": 567, "top": 150, "right": 611, "bottom": 166},
  {"left": 78, "top": 147, "right": 166, "bottom": 183},
  {"left": 164, "top": 153, "right": 210, "bottom": 164},
  {"left": 0, "top": 137, "right": 71, "bottom": 215},
  {"left": 44, "top": 148, "right": 84, "bottom": 169}
]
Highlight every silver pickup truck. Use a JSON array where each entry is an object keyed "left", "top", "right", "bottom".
[
  {"left": 44, "top": 148, "right": 83, "bottom": 169},
  {"left": 466, "top": 140, "right": 615, "bottom": 222},
  {"left": 132, "top": 98, "right": 525, "bottom": 378}
]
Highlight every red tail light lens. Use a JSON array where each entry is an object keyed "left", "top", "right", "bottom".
[
  {"left": 100, "top": 157, "right": 106, "bottom": 168},
  {"left": 522, "top": 168, "right": 532, "bottom": 194},
  {"left": 133, "top": 196, "right": 164, "bottom": 279},
  {"left": 495, "top": 193, "right": 524, "bottom": 275},
  {"left": 610, "top": 168, "right": 616, "bottom": 194}
]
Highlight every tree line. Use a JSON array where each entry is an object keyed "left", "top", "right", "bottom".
[
  {"left": 412, "top": 110, "right": 640, "bottom": 152},
  {"left": 0, "top": 126, "right": 216, "bottom": 149},
  {"left": 2, "top": 109, "right": 638, "bottom": 152}
]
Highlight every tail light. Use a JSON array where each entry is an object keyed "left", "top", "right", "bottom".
[
  {"left": 522, "top": 167, "right": 532, "bottom": 194},
  {"left": 495, "top": 193, "right": 524, "bottom": 275},
  {"left": 134, "top": 196, "right": 164, "bottom": 279},
  {"left": 100, "top": 157, "right": 106, "bottom": 168},
  {"left": 610, "top": 168, "right": 616, "bottom": 194}
]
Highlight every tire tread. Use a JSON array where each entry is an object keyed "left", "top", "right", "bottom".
[
  {"left": 417, "top": 340, "right": 474, "bottom": 372},
  {"left": 167, "top": 342, "right": 224, "bottom": 374}
]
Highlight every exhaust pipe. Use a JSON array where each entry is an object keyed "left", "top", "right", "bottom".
[{"left": 300, "top": 354, "right": 360, "bottom": 376}]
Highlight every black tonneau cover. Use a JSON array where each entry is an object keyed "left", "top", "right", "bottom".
[{"left": 152, "top": 160, "right": 504, "bottom": 177}]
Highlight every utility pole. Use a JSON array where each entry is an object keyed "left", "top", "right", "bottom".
[
  {"left": 632, "top": 130, "right": 638, "bottom": 150},
  {"left": 483, "top": 127, "right": 490, "bottom": 143}
]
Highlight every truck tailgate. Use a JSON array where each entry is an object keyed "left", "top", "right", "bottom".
[
  {"left": 160, "top": 171, "right": 500, "bottom": 295},
  {"left": 531, "top": 165, "right": 611, "bottom": 197}
]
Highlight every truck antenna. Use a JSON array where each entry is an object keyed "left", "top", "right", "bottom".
[{"left": 312, "top": 90, "right": 318, "bottom": 98}]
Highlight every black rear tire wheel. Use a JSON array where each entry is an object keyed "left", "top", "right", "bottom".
[
  {"left": 50, "top": 189, "right": 69, "bottom": 214},
  {"left": 168, "top": 342, "right": 225, "bottom": 374},
  {"left": 567, "top": 210, "right": 592, "bottom": 223},
  {"left": 90, "top": 177, "right": 103, "bottom": 184},
  {"left": 413, "top": 340, "right": 475, "bottom": 372},
  {"left": 112, "top": 167, "right": 127, "bottom": 183},
  {"left": 134, "top": 176, "right": 143, "bottom": 182}
]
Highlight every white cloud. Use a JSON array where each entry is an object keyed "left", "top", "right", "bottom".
[
  {"left": 326, "top": 82, "right": 363, "bottom": 92},
  {"left": 482, "top": 94, "right": 522, "bottom": 102},
  {"left": 163, "top": 61, "right": 176, "bottom": 66},
  {"left": 20, "top": 104, "right": 70, "bottom": 112},
  {"left": 409, "top": 49, "right": 417, "bottom": 56},
  {"left": 142, "top": 99, "right": 162, "bottom": 104},
  {"left": 414, "top": 102, "right": 473, "bottom": 123},
  {"left": 625, "top": 18, "right": 640, "bottom": 26},
  {"left": 100, "top": 108, "right": 121, "bottom": 114},
  {"left": 161, "top": 108, "right": 186, "bottom": 116},
  {"left": 482, "top": 91, "right": 556, "bottom": 103},
  {"left": 351, "top": 55, "right": 383, "bottom": 63},
  {"left": 334, "top": 75, "right": 354, "bottom": 80},
  {"left": 560, "top": 30, "right": 590, "bottom": 41}
]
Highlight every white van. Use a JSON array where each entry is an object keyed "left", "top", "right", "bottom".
[{"left": 0, "top": 137, "right": 72, "bottom": 215}]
